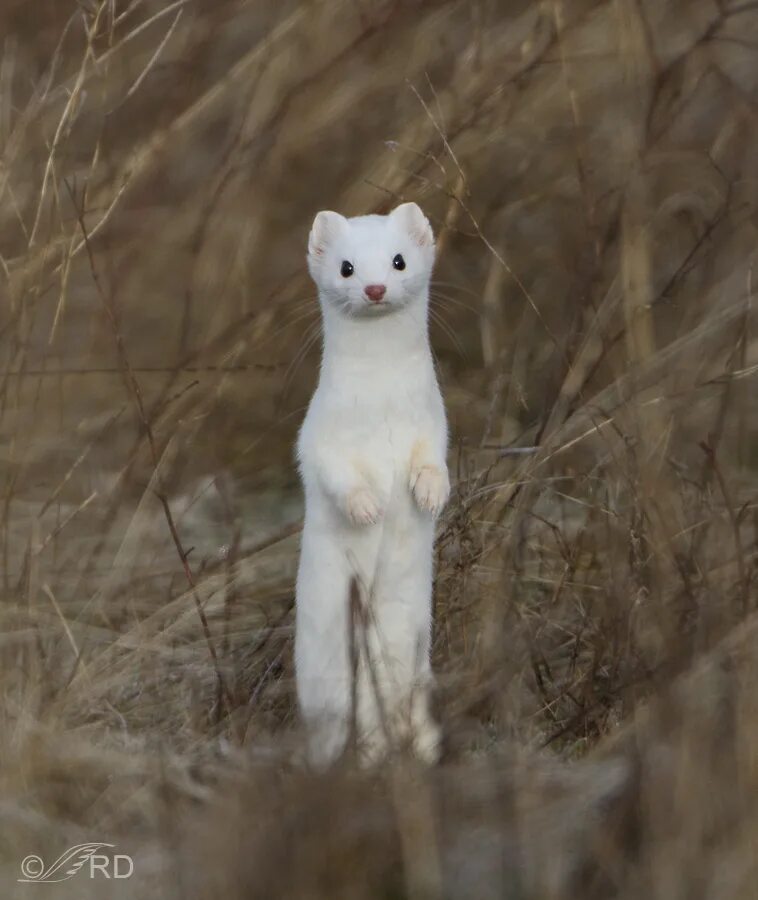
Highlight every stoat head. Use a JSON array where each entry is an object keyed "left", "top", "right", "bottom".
[{"left": 307, "top": 202, "right": 435, "bottom": 318}]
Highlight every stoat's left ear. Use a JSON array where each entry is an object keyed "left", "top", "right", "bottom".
[{"left": 391, "top": 202, "right": 434, "bottom": 249}]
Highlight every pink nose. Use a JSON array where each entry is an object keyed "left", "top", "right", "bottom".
[{"left": 364, "top": 284, "right": 387, "bottom": 303}]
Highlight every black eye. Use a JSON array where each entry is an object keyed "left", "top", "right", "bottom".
[
  {"left": 340, "top": 260, "right": 354, "bottom": 278},
  {"left": 392, "top": 253, "right": 406, "bottom": 271}
]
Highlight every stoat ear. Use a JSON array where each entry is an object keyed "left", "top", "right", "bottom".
[
  {"left": 308, "top": 210, "right": 347, "bottom": 258},
  {"left": 391, "top": 202, "right": 434, "bottom": 249}
]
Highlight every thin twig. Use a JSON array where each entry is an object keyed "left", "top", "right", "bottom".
[
  {"left": 65, "top": 177, "right": 233, "bottom": 719},
  {"left": 700, "top": 440, "right": 750, "bottom": 613}
]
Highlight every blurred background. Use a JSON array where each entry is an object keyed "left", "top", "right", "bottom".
[{"left": 1, "top": 0, "right": 757, "bottom": 897}]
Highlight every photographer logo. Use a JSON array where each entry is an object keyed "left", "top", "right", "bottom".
[{"left": 18, "top": 843, "right": 134, "bottom": 883}]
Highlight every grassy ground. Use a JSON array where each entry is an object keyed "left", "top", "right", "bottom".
[{"left": 1, "top": 0, "right": 757, "bottom": 897}]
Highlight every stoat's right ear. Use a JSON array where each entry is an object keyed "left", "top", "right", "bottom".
[{"left": 308, "top": 210, "right": 347, "bottom": 258}]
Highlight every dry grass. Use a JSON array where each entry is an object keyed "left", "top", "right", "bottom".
[{"left": 1, "top": 0, "right": 757, "bottom": 896}]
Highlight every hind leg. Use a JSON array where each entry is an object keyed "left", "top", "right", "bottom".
[
  {"left": 354, "top": 516, "right": 441, "bottom": 763},
  {"left": 355, "top": 592, "right": 440, "bottom": 764},
  {"left": 295, "top": 517, "right": 386, "bottom": 768},
  {"left": 409, "top": 679, "right": 441, "bottom": 763},
  {"left": 295, "top": 568, "right": 351, "bottom": 768}
]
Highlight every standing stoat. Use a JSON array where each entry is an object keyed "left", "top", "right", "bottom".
[{"left": 295, "top": 202, "right": 449, "bottom": 766}]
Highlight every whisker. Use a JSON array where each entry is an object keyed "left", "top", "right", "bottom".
[
  {"left": 430, "top": 290, "right": 482, "bottom": 318},
  {"left": 281, "top": 322, "right": 323, "bottom": 400},
  {"left": 428, "top": 307, "right": 468, "bottom": 360},
  {"left": 282, "top": 296, "right": 319, "bottom": 317},
  {"left": 431, "top": 279, "right": 480, "bottom": 299},
  {"left": 409, "top": 304, "right": 441, "bottom": 370},
  {"left": 266, "top": 306, "right": 321, "bottom": 347}
]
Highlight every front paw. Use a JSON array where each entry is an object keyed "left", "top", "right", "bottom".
[
  {"left": 344, "top": 487, "right": 383, "bottom": 526},
  {"left": 410, "top": 465, "right": 450, "bottom": 517}
]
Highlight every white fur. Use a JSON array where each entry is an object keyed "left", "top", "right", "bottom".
[{"left": 295, "top": 202, "right": 449, "bottom": 767}]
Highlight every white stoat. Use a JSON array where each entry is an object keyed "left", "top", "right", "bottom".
[{"left": 295, "top": 201, "right": 449, "bottom": 767}]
